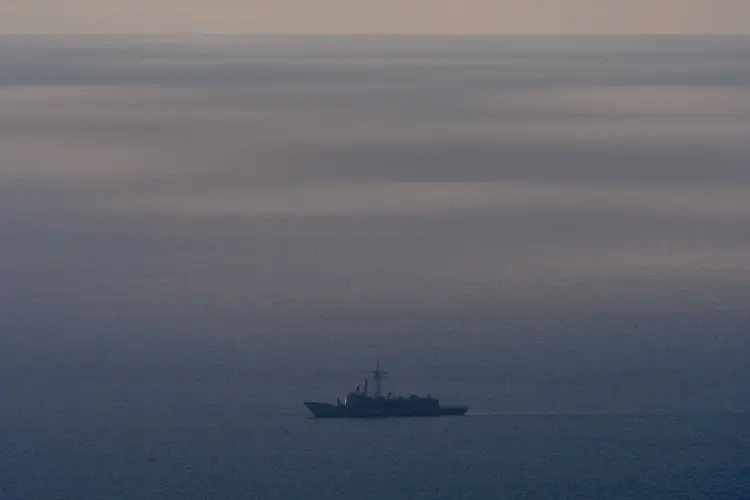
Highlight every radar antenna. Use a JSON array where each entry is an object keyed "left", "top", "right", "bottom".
[{"left": 368, "top": 360, "right": 387, "bottom": 398}]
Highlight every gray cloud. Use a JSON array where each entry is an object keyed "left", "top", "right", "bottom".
[{"left": 2, "top": 37, "right": 749, "bottom": 316}]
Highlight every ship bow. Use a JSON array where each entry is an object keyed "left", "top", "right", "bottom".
[{"left": 304, "top": 401, "right": 345, "bottom": 418}]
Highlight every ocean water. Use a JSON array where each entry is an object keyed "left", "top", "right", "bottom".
[
  {"left": 2, "top": 36, "right": 750, "bottom": 498},
  {"left": 5, "top": 411, "right": 750, "bottom": 499}
]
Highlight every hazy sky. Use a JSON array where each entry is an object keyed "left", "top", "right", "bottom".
[
  {"left": 2, "top": 0, "right": 750, "bottom": 34},
  {"left": 1, "top": 37, "right": 749, "bottom": 426},
  {"left": 2, "top": 36, "right": 749, "bottom": 316}
]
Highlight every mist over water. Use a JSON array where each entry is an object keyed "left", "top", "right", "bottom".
[{"left": 1, "top": 36, "right": 750, "bottom": 499}]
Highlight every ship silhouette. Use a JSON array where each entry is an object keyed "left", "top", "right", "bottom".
[{"left": 304, "top": 361, "right": 468, "bottom": 418}]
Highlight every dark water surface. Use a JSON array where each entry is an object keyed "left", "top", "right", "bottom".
[{"left": 5, "top": 411, "right": 750, "bottom": 499}]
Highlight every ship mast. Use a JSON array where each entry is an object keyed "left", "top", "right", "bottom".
[{"left": 369, "top": 360, "right": 387, "bottom": 398}]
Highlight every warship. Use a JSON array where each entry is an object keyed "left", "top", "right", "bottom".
[{"left": 304, "top": 362, "right": 468, "bottom": 418}]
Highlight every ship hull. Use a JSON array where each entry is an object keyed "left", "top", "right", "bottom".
[{"left": 304, "top": 401, "right": 468, "bottom": 419}]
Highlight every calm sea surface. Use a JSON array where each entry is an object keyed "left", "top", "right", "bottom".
[{"left": 5, "top": 411, "right": 750, "bottom": 499}]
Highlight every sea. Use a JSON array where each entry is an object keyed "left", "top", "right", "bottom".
[{"left": 1, "top": 35, "right": 750, "bottom": 499}]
